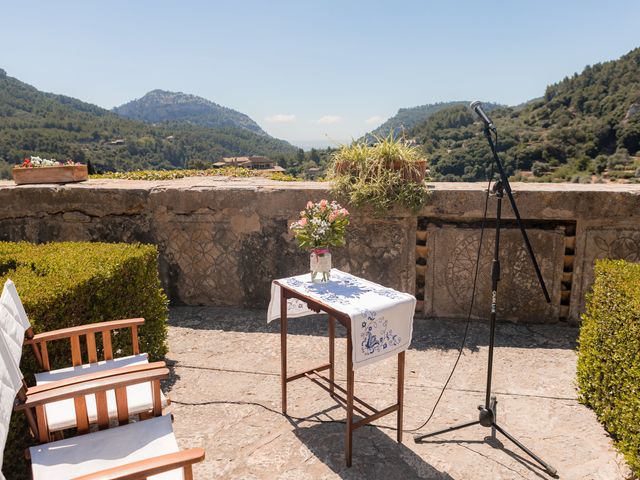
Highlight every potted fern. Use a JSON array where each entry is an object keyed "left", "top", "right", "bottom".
[{"left": 330, "top": 134, "right": 429, "bottom": 215}]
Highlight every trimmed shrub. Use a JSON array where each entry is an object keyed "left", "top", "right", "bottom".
[
  {"left": 0, "top": 241, "right": 169, "bottom": 479},
  {"left": 577, "top": 259, "right": 640, "bottom": 474}
]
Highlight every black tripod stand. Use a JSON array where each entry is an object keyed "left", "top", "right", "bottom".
[{"left": 414, "top": 125, "right": 558, "bottom": 477}]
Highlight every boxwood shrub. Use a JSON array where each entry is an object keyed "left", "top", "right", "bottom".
[
  {"left": 577, "top": 259, "right": 640, "bottom": 474},
  {"left": 0, "top": 241, "right": 169, "bottom": 479}
]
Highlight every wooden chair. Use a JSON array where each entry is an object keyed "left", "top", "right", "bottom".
[
  {"left": 0, "top": 332, "right": 204, "bottom": 480},
  {"left": 0, "top": 279, "right": 168, "bottom": 436}
]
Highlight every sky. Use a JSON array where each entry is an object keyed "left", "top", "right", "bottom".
[{"left": 2, "top": 1, "right": 639, "bottom": 149}]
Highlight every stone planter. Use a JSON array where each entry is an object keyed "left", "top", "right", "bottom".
[
  {"left": 391, "top": 159, "right": 427, "bottom": 182},
  {"left": 12, "top": 165, "right": 88, "bottom": 185}
]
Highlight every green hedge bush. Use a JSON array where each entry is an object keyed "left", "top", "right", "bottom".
[
  {"left": 577, "top": 259, "right": 640, "bottom": 474},
  {"left": 0, "top": 241, "right": 169, "bottom": 479}
]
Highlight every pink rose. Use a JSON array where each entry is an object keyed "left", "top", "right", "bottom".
[
  {"left": 306, "top": 201, "right": 313, "bottom": 209},
  {"left": 299, "top": 218, "right": 308, "bottom": 226},
  {"left": 329, "top": 212, "right": 337, "bottom": 222},
  {"left": 319, "top": 199, "right": 328, "bottom": 210},
  {"left": 340, "top": 208, "right": 349, "bottom": 216}
]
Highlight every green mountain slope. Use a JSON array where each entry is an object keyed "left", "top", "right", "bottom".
[
  {"left": 365, "top": 101, "right": 502, "bottom": 140},
  {"left": 367, "top": 102, "right": 468, "bottom": 139},
  {"left": 412, "top": 47, "right": 640, "bottom": 182},
  {"left": 0, "top": 71, "right": 296, "bottom": 178},
  {"left": 113, "top": 89, "right": 268, "bottom": 135}
]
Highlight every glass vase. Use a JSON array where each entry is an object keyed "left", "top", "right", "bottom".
[{"left": 310, "top": 248, "right": 331, "bottom": 283}]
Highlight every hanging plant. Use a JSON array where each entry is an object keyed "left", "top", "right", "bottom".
[{"left": 329, "top": 133, "right": 430, "bottom": 216}]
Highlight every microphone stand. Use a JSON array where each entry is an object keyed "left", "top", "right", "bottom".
[{"left": 414, "top": 125, "right": 557, "bottom": 477}]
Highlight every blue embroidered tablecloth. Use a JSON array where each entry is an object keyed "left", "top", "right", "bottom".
[{"left": 267, "top": 269, "right": 416, "bottom": 369}]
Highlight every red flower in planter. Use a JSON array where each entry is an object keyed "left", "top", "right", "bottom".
[{"left": 22, "top": 158, "right": 32, "bottom": 168}]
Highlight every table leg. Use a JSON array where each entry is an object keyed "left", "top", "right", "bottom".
[
  {"left": 345, "top": 328, "right": 354, "bottom": 467},
  {"left": 329, "top": 316, "right": 335, "bottom": 396},
  {"left": 280, "top": 293, "right": 288, "bottom": 415},
  {"left": 397, "top": 350, "right": 405, "bottom": 443}
]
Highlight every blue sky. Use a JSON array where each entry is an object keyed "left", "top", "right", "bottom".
[{"left": 2, "top": 1, "right": 639, "bottom": 148}]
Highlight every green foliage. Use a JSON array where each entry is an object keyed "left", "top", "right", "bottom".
[
  {"left": 364, "top": 101, "right": 502, "bottom": 140},
  {"left": 279, "top": 147, "right": 336, "bottom": 178},
  {"left": 577, "top": 260, "right": 640, "bottom": 474},
  {"left": 0, "top": 73, "right": 297, "bottom": 178},
  {"left": 330, "top": 135, "right": 429, "bottom": 215},
  {"left": 113, "top": 89, "right": 267, "bottom": 135},
  {"left": 411, "top": 47, "right": 640, "bottom": 182},
  {"left": 93, "top": 167, "right": 300, "bottom": 181},
  {"left": 0, "top": 241, "right": 169, "bottom": 479}
]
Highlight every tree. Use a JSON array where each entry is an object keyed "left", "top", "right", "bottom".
[{"left": 309, "top": 148, "right": 320, "bottom": 165}]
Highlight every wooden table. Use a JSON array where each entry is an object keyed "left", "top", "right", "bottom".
[{"left": 275, "top": 280, "right": 405, "bottom": 467}]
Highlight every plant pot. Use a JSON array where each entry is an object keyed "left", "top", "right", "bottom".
[
  {"left": 387, "top": 159, "right": 427, "bottom": 182},
  {"left": 333, "top": 160, "right": 356, "bottom": 175},
  {"left": 12, "top": 165, "right": 89, "bottom": 185},
  {"left": 310, "top": 249, "right": 331, "bottom": 283}
]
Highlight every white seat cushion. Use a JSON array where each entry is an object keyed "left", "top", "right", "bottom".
[
  {"left": 0, "top": 279, "right": 31, "bottom": 369},
  {"left": 34, "top": 354, "right": 168, "bottom": 432},
  {"left": 30, "top": 414, "right": 182, "bottom": 480}
]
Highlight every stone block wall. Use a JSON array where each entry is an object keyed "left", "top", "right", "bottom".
[
  {"left": 0, "top": 178, "right": 638, "bottom": 323},
  {"left": 0, "top": 178, "right": 414, "bottom": 310}
]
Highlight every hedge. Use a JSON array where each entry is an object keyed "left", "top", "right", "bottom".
[
  {"left": 577, "top": 259, "right": 640, "bottom": 474},
  {"left": 0, "top": 241, "right": 169, "bottom": 479}
]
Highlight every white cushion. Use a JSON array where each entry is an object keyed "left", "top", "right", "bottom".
[
  {"left": 30, "top": 415, "right": 183, "bottom": 480},
  {"left": 35, "top": 354, "right": 168, "bottom": 432},
  {"left": 0, "top": 279, "right": 31, "bottom": 369},
  {"left": 0, "top": 332, "right": 24, "bottom": 473}
]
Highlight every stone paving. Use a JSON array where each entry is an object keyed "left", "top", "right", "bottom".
[{"left": 165, "top": 307, "right": 630, "bottom": 480}]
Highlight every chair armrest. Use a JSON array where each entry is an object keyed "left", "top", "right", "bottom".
[
  {"left": 70, "top": 448, "right": 205, "bottom": 480},
  {"left": 26, "top": 361, "right": 166, "bottom": 395},
  {"left": 15, "top": 362, "right": 168, "bottom": 410},
  {"left": 26, "top": 318, "right": 145, "bottom": 344}
]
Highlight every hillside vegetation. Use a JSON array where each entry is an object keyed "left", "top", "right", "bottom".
[
  {"left": 411, "top": 47, "right": 640, "bottom": 182},
  {"left": 0, "top": 71, "right": 296, "bottom": 178},
  {"left": 113, "top": 89, "right": 268, "bottom": 135},
  {"left": 366, "top": 101, "right": 468, "bottom": 139}
]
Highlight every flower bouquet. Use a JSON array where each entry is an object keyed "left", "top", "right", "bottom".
[
  {"left": 13, "top": 156, "right": 88, "bottom": 185},
  {"left": 290, "top": 199, "right": 350, "bottom": 282}
]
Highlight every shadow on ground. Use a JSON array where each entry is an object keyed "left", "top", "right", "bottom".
[
  {"left": 169, "top": 306, "right": 578, "bottom": 351},
  {"left": 291, "top": 420, "right": 454, "bottom": 480}
]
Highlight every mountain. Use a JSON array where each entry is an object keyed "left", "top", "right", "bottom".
[
  {"left": 0, "top": 72, "right": 297, "bottom": 178},
  {"left": 366, "top": 101, "right": 468, "bottom": 139},
  {"left": 113, "top": 90, "right": 268, "bottom": 135},
  {"left": 412, "top": 47, "right": 640, "bottom": 182},
  {"left": 365, "top": 101, "right": 502, "bottom": 140}
]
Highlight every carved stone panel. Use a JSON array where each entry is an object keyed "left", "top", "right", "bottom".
[
  {"left": 155, "top": 215, "right": 243, "bottom": 306},
  {"left": 425, "top": 224, "right": 564, "bottom": 323}
]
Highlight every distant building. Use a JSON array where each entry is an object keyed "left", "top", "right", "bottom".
[
  {"left": 213, "top": 156, "right": 284, "bottom": 172},
  {"left": 307, "top": 167, "right": 321, "bottom": 179}
]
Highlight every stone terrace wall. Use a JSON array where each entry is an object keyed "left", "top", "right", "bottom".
[
  {"left": 0, "top": 178, "right": 415, "bottom": 310},
  {"left": 0, "top": 178, "right": 638, "bottom": 324}
]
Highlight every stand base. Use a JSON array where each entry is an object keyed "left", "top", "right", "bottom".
[{"left": 414, "top": 397, "right": 557, "bottom": 477}]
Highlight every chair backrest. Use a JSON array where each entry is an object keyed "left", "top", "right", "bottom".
[
  {"left": 0, "top": 280, "right": 31, "bottom": 370},
  {"left": 0, "top": 327, "right": 24, "bottom": 477}
]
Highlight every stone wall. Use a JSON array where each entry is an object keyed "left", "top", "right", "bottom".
[
  {"left": 0, "top": 177, "right": 415, "bottom": 310},
  {"left": 0, "top": 178, "right": 638, "bottom": 323},
  {"left": 417, "top": 183, "right": 640, "bottom": 323}
]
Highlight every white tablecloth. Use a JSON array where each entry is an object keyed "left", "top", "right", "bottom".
[{"left": 267, "top": 269, "right": 416, "bottom": 369}]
